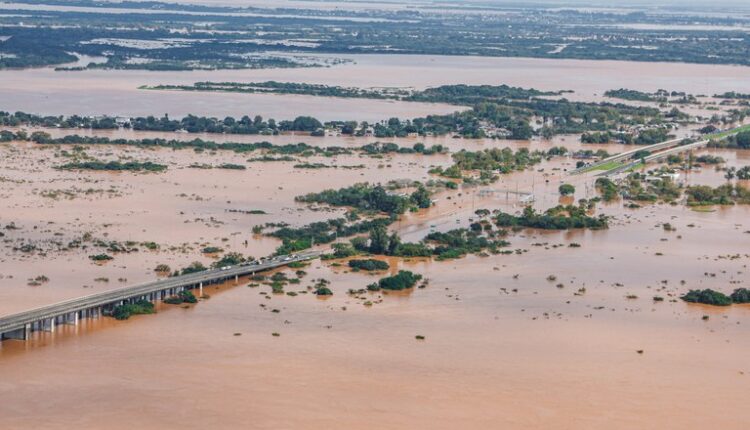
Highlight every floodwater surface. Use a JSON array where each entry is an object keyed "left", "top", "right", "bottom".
[
  {"left": 2, "top": 55, "right": 750, "bottom": 120},
  {"left": 1, "top": 55, "right": 750, "bottom": 429}
]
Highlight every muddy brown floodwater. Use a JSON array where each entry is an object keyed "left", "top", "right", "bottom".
[
  {"left": 1, "top": 56, "right": 750, "bottom": 429},
  {"left": 2, "top": 54, "right": 750, "bottom": 120}
]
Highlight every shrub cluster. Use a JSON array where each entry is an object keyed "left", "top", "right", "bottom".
[
  {"left": 163, "top": 290, "right": 198, "bottom": 305},
  {"left": 348, "top": 259, "right": 390, "bottom": 271},
  {"left": 681, "top": 288, "right": 750, "bottom": 306},
  {"left": 110, "top": 300, "right": 155, "bottom": 320},
  {"left": 495, "top": 204, "right": 608, "bottom": 230},
  {"left": 367, "top": 271, "right": 423, "bottom": 291}
]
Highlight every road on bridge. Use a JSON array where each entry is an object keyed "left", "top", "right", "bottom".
[{"left": 0, "top": 250, "right": 322, "bottom": 340}]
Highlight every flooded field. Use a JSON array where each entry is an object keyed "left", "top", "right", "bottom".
[
  {"left": 1, "top": 54, "right": 750, "bottom": 429},
  {"left": 1, "top": 131, "right": 750, "bottom": 428}
]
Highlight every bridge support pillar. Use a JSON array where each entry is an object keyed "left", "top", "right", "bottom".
[
  {"left": 41, "top": 318, "right": 55, "bottom": 333},
  {"left": 61, "top": 312, "right": 79, "bottom": 325},
  {"left": 235, "top": 275, "right": 238, "bottom": 284},
  {"left": 199, "top": 282, "right": 203, "bottom": 297},
  {"left": 1, "top": 324, "right": 30, "bottom": 341}
]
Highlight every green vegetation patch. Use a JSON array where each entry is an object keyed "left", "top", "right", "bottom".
[
  {"left": 681, "top": 289, "right": 732, "bottom": 306},
  {"left": 164, "top": 290, "right": 198, "bottom": 305},
  {"left": 730, "top": 288, "right": 750, "bottom": 304},
  {"left": 296, "top": 183, "right": 431, "bottom": 215},
  {"left": 348, "top": 259, "right": 390, "bottom": 271},
  {"left": 175, "top": 262, "right": 208, "bottom": 276},
  {"left": 57, "top": 160, "right": 167, "bottom": 172},
  {"left": 368, "top": 270, "right": 423, "bottom": 291},
  {"left": 495, "top": 204, "right": 608, "bottom": 230},
  {"left": 686, "top": 184, "right": 750, "bottom": 206},
  {"left": 110, "top": 300, "right": 155, "bottom": 320}
]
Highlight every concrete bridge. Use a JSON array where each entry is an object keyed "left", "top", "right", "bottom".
[{"left": 0, "top": 251, "right": 321, "bottom": 342}]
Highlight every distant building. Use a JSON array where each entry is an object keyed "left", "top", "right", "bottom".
[{"left": 645, "top": 172, "right": 679, "bottom": 183}]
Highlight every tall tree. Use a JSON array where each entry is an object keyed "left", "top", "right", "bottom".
[
  {"left": 368, "top": 225, "right": 390, "bottom": 255},
  {"left": 410, "top": 185, "right": 432, "bottom": 209}
]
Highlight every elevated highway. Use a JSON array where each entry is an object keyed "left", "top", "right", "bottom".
[
  {"left": 0, "top": 251, "right": 321, "bottom": 342},
  {"left": 573, "top": 124, "right": 750, "bottom": 177},
  {"left": 570, "top": 136, "right": 687, "bottom": 175},
  {"left": 600, "top": 137, "right": 712, "bottom": 177}
]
